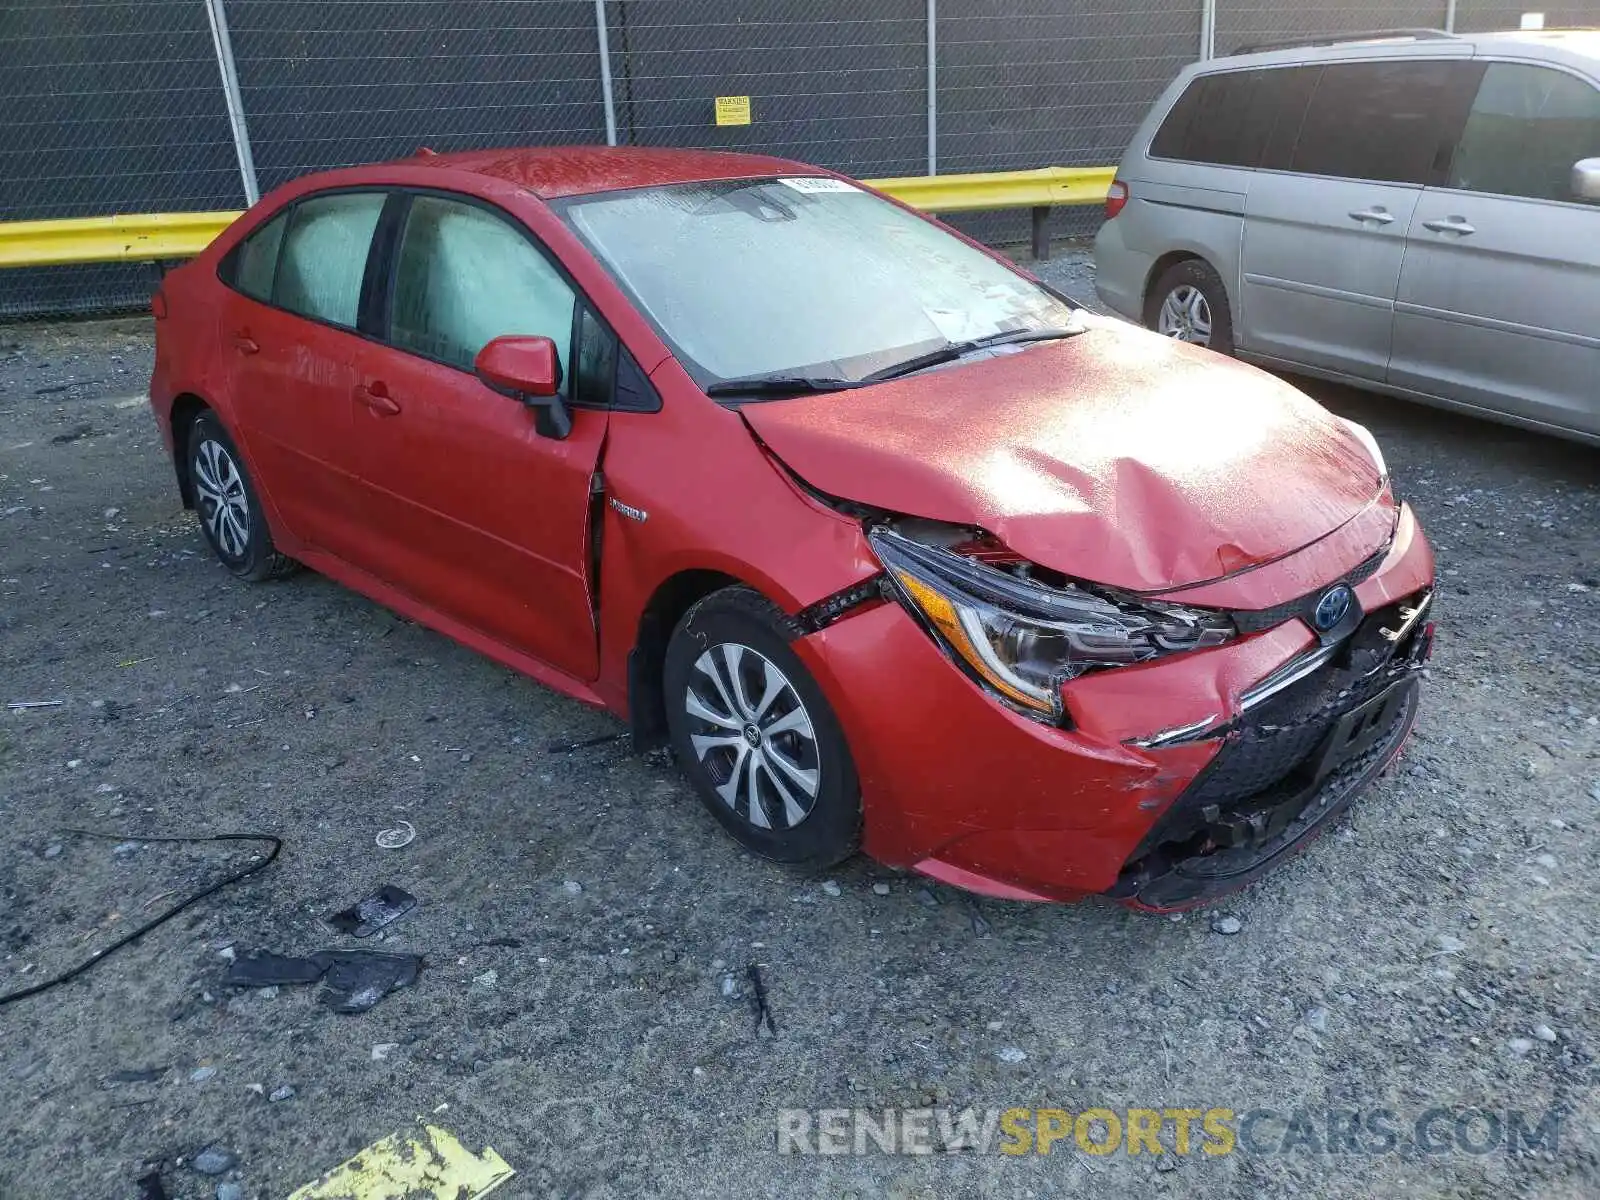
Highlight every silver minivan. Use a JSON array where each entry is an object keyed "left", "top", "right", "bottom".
[{"left": 1094, "top": 29, "right": 1600, "bottom": 445}]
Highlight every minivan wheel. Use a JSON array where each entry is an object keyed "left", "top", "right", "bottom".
[
  {"left": 186, "top": 411, "right": 298, "bottom": 582},
  {"left": 1146, "top": 260, "right": 1234, "bottom": 354},
  {"left": 663, "top": 586, "right": 861, "bottom": 868}
]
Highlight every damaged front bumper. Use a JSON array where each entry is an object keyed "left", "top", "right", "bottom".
[
  {"left": 1106, "top": 591, "right": 1433, "bottom": 910},
  {"left": 791, "top": 503, "right": 1435, "bottom": 907}
]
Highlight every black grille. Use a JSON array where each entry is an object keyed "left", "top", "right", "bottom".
[{"left": 1229, "top": 544, "right": 1389, "bottom": 635}]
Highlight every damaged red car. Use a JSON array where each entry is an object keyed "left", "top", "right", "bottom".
[{"left": 149, "top": 147, "right": 1435, "bottom": 911}]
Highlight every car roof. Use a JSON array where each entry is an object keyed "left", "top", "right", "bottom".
[
  {"left": 392, "top": 144, "right": 823, "bottom": 199},
  {"left": 1208, "top": 27, "right": 1600, "bottom": 70}
]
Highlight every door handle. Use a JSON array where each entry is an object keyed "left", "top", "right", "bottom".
[
  {"left": 231, "top": 331, "right": 260, "bottom": 355},
  {"left": 354, "top": 381, "right": 401, "bottom": 416},
  {"left": 1423, "top": 216, "right": 1476, "bottom": 236},
  {"left": 1348, "top": 207, "right": 1395, "bottom": 226}
]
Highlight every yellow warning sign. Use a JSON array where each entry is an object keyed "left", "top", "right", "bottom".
[{"left": 714, "top": 95, "right": 752, "bottom": 126}]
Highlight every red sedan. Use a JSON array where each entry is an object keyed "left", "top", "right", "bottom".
[{"left": 149, "top": 146, "right": 1434, "bottom": 910}]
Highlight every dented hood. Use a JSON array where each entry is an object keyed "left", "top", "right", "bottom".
[{"left": 741, "top": 322, "right": 1388, "bottom": 592}]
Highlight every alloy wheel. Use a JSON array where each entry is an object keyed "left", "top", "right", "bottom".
[
  {"left": 683, "top": 642, "right": 821, "bottom": 831},
  {"left": 193, "top": 437, "right": 251, "bottom": 558},
  {"left": 1157, "top": 284, "right": 1213, "bottom": 346}
]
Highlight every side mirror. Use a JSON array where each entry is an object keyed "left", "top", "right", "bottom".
[
  {"left": 474, "top": 335, "right": 572, "bottom": 439},
  {"left": 1572, "top": 158, "right": 1600, "bottom": 202}
]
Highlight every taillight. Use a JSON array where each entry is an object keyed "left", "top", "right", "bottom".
[
  {"left": 1105, "top": 179, "right": 1129, "bottom": 220},
  {"left": 151, "top": 288, "right": 168, "bottom": 320}
]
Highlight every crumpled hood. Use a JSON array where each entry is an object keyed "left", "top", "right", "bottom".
[{"left": 742, "top": 322, "right": 1388, "bottom": 592}]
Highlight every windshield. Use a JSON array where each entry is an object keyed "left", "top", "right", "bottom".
[{"left": 555, "top": 177, "right": 1078, "bottom": 390}]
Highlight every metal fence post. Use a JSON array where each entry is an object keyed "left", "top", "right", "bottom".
[
  {"left": 202, "top": 0, "right": 259, "bottom": 206},
  {"left": 1444, "top": 0, "right": 1458, "bottom": 32},
  {"left": 926, "top": 0, "right": 938, "bottom": 175},
  {"left": 594, "top": 0, "right": 619, "bottom": 146},
  {"left": 1199, "top": 0, "right": 1217, "bottom": 61}
]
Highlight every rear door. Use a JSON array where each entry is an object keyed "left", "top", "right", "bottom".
[
  {"left": 1240, "top": 57, "right": 1483, "bottom": 380},
  {"left": 1390, "top": 60, "right": 1600, "bottom": 437},
  {"left": 219, "top": 191, "right": 386, "bottom": 561},
  {"left": 350, "top": 191, "right": 611, "bottom": 681}
]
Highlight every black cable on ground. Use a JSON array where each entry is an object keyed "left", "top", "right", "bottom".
[{"left": 0, "top": 829, "right": 282, "bottom": 1009}]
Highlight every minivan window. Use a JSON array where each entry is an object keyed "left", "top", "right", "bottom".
[
  {"left": 1290, "top": 61, "right": 1483, "bottom": 186},
  {"left": 390, "top": 195, "right": 576, "bottom": 377},
  {"left": 1150, "top": 66, "right": 1318, "bottom": 169},
  {"left": 231, "top": 212, "right": 286, "bottom": 302},
  {"left": 1450, "top": 63, "right": 1600, "bottom": 202},
  {"left": 272, "top": 192, "right": 385, "bottom": 328}
]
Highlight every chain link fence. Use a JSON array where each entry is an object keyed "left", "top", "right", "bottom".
[{"left": 4, "top": 0, "right": 1599, "bottom": 315}]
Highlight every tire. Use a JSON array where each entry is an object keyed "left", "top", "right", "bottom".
[
  {"left": 1144, "top": 259, "right": 1235, "bottom": 355},
  {"left": 185, "top": 411, "right": 298, "bottom": 582},
  {"left": 663, "top": 586, "right": 861, "bottom": 869}
]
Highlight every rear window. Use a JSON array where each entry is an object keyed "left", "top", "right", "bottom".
[
  {"left": 1150, "top": 66, "right": 1319, "bottom": 169},
  {"left": 1289, "top": 60, "right": 1484, "bottom": 185}
]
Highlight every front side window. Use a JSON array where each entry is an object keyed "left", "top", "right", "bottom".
[
  {"left": 556, "top": 178, "right": 1076, "bottom": 388},
  {"left": 272, "top": 192, "right": 385, "bottom": 328},
  {"left": 1290, "top": 60, "right": 1483, "bottom": 186},
  {"left": 390, "top": 195, "right": 576, "bottom": 377},
  {"left": 1450, "top": 63, "right": 1600, "bottom": 202}
]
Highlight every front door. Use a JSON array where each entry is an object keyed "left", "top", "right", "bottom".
[
  {"left": 1390, "top": 61, "right": 1600, "bottom": 438},
  {"left": 1239, "top": 57, "right": 1482, "bottom": 381},
  {"left": 220, "top": 191, "right": 386, "bottom": 562},
  {"left": 351, "top": 192, "right": 607, "bottom": 681}
]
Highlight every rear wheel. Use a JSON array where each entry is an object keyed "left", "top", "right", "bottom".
[
  {"left": 186, "top": 411, "right": 298, "bottom": 582},
  {"left": 1145, "top": 259, "right": 1234, "bottom": 355},
  {"left": 663, "top": 586, "right": 860, "bottom": 868}
]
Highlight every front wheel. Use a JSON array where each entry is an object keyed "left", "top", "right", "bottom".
[
  {"left": 1145, "top": 259, "right": 1235, "bottom": 355},
  {"left": 663, "top": 586, "right": 861, "bottom": 869}
]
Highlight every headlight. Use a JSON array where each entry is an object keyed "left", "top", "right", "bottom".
[{"left": 869, "top": 527, "right": 1235, "bottom": 721}]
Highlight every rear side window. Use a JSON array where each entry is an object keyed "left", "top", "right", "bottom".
[
  {"left": 231, "top": 213, "right": 286, "bottom": 302},
  {"left": 1150, "top": 67, "right": 1318, "bottom": 169},
  {"left": 390, "top": 195, "right": 576, "bottom": 376},
  {"left": 272, "top": 193, "right": 386, "bottom": 328},
  {"left": 1450, "top": 63, "right": 1600, "bottom": 202},
  {"left": 1290, "top": 61, "right": 1483, "bottom": 186}
]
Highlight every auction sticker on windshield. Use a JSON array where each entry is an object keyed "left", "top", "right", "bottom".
[{"left": 778, "top": 177, "right": 859, "bottom": 193}]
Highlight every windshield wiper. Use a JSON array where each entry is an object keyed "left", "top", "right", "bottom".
[
  {"left": 860, "top": 325, "right": 1083, "bottom": 384},
  {"left": 704, "top": 375, "right": 865, "bottom": 398}
]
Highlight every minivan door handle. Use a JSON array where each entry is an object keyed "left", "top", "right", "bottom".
[
  {"left": 1347, "top": 207, "right": 1395, "bottom": 226},
  {"left": 1422, "top": 216, "right": 1476, "bottom": 236}
]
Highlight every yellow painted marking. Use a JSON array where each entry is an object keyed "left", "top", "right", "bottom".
[
  {"left": 288, "top": 1124, "right": 513, "bottom": 1200},
  {"left": 714, "top": 94, "right": 752, "bottom": 126}
]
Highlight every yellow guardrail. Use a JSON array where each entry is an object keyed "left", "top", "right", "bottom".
[
  {"left": 0, "top": 211, "right": 247, "bottom": 269},
  {"left": 872, "top": 166, "right": 1117, "bottom": 214},
  {"left": 0, "top": 167, "right": 1115, "bottom": 271}
]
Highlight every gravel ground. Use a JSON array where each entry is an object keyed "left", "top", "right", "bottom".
[{"left": 1, "top": 256, "right": 1597, "bottom": 1199}]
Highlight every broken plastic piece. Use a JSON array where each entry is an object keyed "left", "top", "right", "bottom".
[
  {"left": 315, "top": 951, "right": 421, "bottom": 1014},
  {"left": 225, "top": 950, "right": 327, "bottom": 987},
  {"left": 545, "top": 732, "right": 627, "bottom": 754},
  {"left": 223, "top": 948, "right": 421, "bottom": 1014},
  {"left": 327, "top": 884, "right": 417, "bottom": 938}
]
